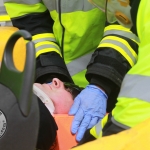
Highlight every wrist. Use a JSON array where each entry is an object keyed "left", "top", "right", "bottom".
[
  {"left": 89, "top": 84, "right": 106, "bottom": 93},
  {"left": 88, "top": 84, "right": 108, "bottom": 98},
  {"left": 95, "top": 85, "right": 106, "bottom": 93},
  {"left": 90, "top": 76, "right": 115, "bottom": 96}
]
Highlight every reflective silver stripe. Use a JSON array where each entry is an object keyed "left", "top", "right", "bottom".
[
  {"left": 42, "top": 0, "right": 95, "bottom": 12},
  {"left": 95, "top": 121, "right": 102, "bottom": 136},
  {"left": 67, "top": 52, "right": 93, "bottom": 76},
  {"left": 0, "top": 2, "right": 12, "bottom": 26},
  {"left": 4, "top": 0, "right": 95, "bottom": 13},
  {"left": 0, "top": 6, "right": 6, "bottom": 15},
  {"left": 111, "top": 117, "right": 130, "bottom": 130},
  {"left": 118, "top": 74, "right": 150, "bottom": 103},
  {"left": 104, "top": 30, "right": 140, "bottom": 43},
  {"left": 0, "top": 1, "right": 3, "bottom": 5},
  {"left": 100, "top": 39, "right": 137, "bottom": 64},
  {"left": 36, "top": 44, "right": 60, "bottom": 53},
  {"left": 33, "top": 37, "right": 56, "bottom": 44},
  {"left": 4, "top": 0, "right": 40, "bottom": 5},
  {"left": 0, "top": 21, "right": 12, "bottom": 26},
  {"left": 0, "top": 0, "right": 4, "bottom": 7}
]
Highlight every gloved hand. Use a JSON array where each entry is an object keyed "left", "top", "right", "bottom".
[{"left": 69, "top": 84, "right": 108, "bottom": 142}]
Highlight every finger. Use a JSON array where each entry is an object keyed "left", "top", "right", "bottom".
[
  {"left": 88, "top": 117, "right": 99, "bottom": 129},
  {"left": 76, "top": 115, "right": 91, "bottom": 142},
  {"left": 68, "top": 97, "right": 80, "bottom": 115},
  {"left": 71, "top": 108, "right": 84, "bottom": 134}
]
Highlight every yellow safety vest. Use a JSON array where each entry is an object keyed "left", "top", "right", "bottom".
[
  {"left": 112, "top": 0, "right": 150, "bottom": 128},
  {"left": 3, "top": 0, "right": 106, "bottom": 87}
]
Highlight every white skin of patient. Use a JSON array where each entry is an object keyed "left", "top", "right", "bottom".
[{"left": 33, "top": 78, "right": 74, "bottom": 114}]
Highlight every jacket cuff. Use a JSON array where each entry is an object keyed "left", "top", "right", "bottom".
[
  {"left": 35, "top": 52, "right": 73, "bottom": 83},
  {"left": 77, "top": 129, "right": 96, "bottom": 146},
  {"left": 90, "top": 76, "right": 116, "bottom": 96}
]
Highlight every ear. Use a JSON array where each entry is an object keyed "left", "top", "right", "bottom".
[{"left": 52, "top": 78, "right": 63, "bottom": 88}]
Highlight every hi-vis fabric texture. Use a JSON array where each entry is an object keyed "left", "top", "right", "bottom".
[
  {"left": 84, "top": 0, "right": 150, "bottom": 140},
  {"left": 3, "top": 0, "right": 106, "bottom": 87},
  {"left": 2, "top": 0, "right": 139, "bottom": 114}
]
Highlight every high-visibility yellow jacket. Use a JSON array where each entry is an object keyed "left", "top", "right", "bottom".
[
  {"left": 79, "top": 0, "right": 150, "bottom": 143},
  {"left": 112, "top": 0, "right": 150, "bottom": 131},
  {"left": 72, "top": 118, "right": 150, "bottom": 150},
  {"left": 2, "top": 0, "right": 138, "bottom": 111}
]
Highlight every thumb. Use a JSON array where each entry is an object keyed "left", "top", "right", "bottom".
[{"left": 68, "top": 97, "right": 80, "bottom": 115}]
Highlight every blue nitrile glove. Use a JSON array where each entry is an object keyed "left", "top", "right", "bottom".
[{"left": 69, "top": 84, "right": 108, "bottom": 142}]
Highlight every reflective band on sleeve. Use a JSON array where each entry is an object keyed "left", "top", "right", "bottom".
[
  {"left": 35, "top": 41, "right": 61, "bottom": 58},
  {"left": 104, "top": 30, "right": 140, "bottom": 44},
  {"left": 118, "top": 74, "right": 150, "bottom": 103},
  {"left": 104, "top": 25, "right": 140, "bottom": 44},
  {"left": 66, "top": 52, "right": 93, "bottom": 76},
  {"left": 36, "top": 44, "right": 60, "bottom": 52},
  {"left": 33, "top": 37, "right": 56, "bottom": 43},
  {"left": 32, "top": 33, "right": 56, "bottom": 43},
  {"left": 32, "top": 33, "right": 61, "bottom": 58},
  {"left": 105, "top": 24, "right": 131, "bottom": 32},
  {"left": 98, "top": 36, "right": 137, "bottom": 67}
]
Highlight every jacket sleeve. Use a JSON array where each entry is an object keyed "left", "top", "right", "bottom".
[
  {"left": 86, "top": 22, "right": 139, "bottom": 112},
  {"left": 4, "top": 1, "right": 73, "bottom": 83}
]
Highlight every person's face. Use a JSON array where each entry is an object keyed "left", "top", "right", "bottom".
[{"left": 34, "top": 78, "right": 74, "bottom": 114}]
